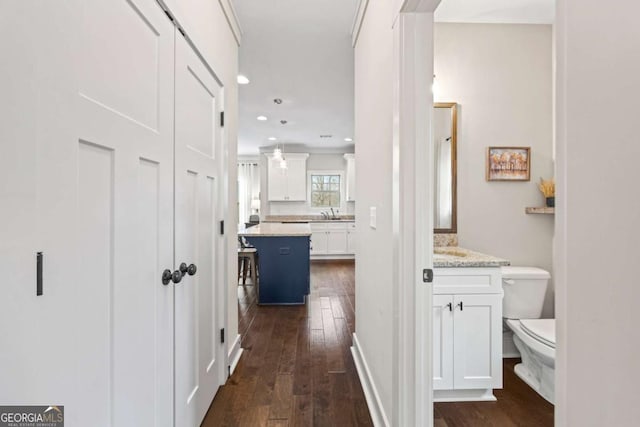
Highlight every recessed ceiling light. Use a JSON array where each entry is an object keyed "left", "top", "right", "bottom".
[
  {"left": 344, "top": 138, "right": 353, "bottom": 142},
  {"left": 268, "top": 137, "right": 277, "bottom": 141},
  {"left": 257, "top": 116, "right": 268, "bottom": 121},
  {"left": 237, "top": 75, "right": 250, "bottom": 84}
]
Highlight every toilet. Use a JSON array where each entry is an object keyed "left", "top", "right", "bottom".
[{"left": 501, "top": 266, "right": 555, "bottom": 404}]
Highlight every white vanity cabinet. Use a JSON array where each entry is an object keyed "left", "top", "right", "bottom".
[
  {"left": 309, "top": 221, "right": 355, "bottom": 258},
  {"left": 267, "top": 153, "right": 309, "bottom": 201},
  {"left": 433, "top": 267, "right": 503, "bottom": 401}
]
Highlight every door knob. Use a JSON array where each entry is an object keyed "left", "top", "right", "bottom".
[
  {"left": 179, "top": 262, "right": 188, "bottom": 275},
  {"left": 187, "top": 263, "right": 197, "bottom": 276},
  {"left": 162, "top": 269, "right": 172, "bottom": 285},
  {"left": 162, "top": 269, "right": 183, "bottom": 285},
  {"left": 172, "top": 270, "right": 183, "bottom": 284}
]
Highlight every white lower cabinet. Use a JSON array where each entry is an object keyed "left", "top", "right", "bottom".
[
  {"left": 433, "top": 268, "right": 503, "bottom": 402},
  {"left": 309, "top": 222, "right": 355, "bottom": 257}
]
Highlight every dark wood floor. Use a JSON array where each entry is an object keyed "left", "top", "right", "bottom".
[
  {"left": 203, "top": 260, "right": 373, "bottom": 426},
  {"left": 434, "top": 358, "right": 554, "bottom": 427},
  {"left": 203, "top": 260, "right": 554, "bottom": 427}
]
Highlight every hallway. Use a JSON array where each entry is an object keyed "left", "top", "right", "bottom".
[{"left": 203, "top": 260, "right": 373, "bottom": 426}]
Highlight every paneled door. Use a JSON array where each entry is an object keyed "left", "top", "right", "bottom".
[
  {"left": 174, "top": 33, "right": 224, "bottom": 427},
  {"left": 73, "top": 0, "right": 176, "bottom": 425}
]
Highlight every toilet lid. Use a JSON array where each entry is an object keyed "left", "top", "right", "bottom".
[{"left": 520, "top": 319, "right": 556, "bottom": 348}]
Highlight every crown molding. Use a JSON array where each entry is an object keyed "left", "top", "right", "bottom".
[
  {"left": 351, "top": 0, "right": 370, "bottom": 47},
  {"left": 219, "top": 0, "right": 243, "bottom": 46}
]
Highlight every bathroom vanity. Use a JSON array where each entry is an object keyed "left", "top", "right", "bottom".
[{"left": 433, "top": 246, "right": 509, "bottom": 402}]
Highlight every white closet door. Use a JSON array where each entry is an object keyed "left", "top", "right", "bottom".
[
  {"left": 73, "top": 0, "right": 176, "bottom": 425},
  {"left": 174, "top": 33, "right": 223, "bottom": 427}
]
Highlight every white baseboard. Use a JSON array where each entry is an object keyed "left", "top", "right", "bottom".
[
  {"left": 350, "top": 333, "right": 390, "bottom": 427},
  {"left": 228, "top": 334, "right": 243, "bottom": 377},
  {"left": 434, "top": 388, "right": 497, "bottom": 402}
]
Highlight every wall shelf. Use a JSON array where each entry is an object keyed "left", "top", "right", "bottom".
[{"left": 525, "top": 207, "right": 555, "bottom": 215}]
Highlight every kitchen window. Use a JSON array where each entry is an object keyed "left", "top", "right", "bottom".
[{"left": 309, "top": 173, "right": 342, "bottom": 208}]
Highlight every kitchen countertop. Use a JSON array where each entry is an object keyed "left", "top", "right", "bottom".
[
  {"left": 263, "top": 215, "right": 355, "bottom": 223},
  {"left": 239, "top": 223, "right": 312, "bottom": 237},
  {"left": 434, "top": 246, "right": 510, "bottom": 268}
]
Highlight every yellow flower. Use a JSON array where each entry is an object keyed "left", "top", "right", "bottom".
[{"left": 538, "top": 178, "right": 555, "bottom": 198}]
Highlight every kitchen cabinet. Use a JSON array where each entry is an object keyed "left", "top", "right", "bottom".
[
  {"left": 267, "top": 153, "right": 309, "bottom": 201},
  {"left": 309, "top": 221, "right": 355, "bottom": 258},
  {"left": 433, "top": 268, "right": 503, "bottom": 402},
  {"left": 344, "top": 153, "right": 355, "bottom": 202},
  {"left": 346, "top": 222, "right": 356, "bottom": 254}
]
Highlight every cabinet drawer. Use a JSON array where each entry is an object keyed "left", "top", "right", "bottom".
[
  {"left": 433, "top": 268, "right": 502, "bottom": 295},
  {"left": 310, "top": 222, "right": 328, "bottom": 231},
  {"left": 326, "top": 222, "right": 348, "bottom": 230}
]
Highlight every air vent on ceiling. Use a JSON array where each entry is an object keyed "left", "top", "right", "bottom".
[{"left": 320, "top": 135, "right": 333, "bottom": 139}]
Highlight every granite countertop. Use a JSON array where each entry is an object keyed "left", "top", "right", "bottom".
[
  {"left": 263, "top": 215, "right": 355, "bottom": 223},
  {"left": 239, "top": 223, "right": 312, "bottom": 237},
  {"left": 434, "top": 246, "right": 510, "bottom": 268}
]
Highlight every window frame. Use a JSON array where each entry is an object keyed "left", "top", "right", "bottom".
[{"left": 307, "top": 170, "right": 345, "bottom": 212}]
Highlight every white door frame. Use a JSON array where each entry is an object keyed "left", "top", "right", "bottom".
[{"left": 391, "top": 1, "right": 440, "bottom": 426}]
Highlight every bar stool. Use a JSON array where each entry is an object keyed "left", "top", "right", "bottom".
[{"left": 238, "top": 242, "right": 258, "bottom": 286}]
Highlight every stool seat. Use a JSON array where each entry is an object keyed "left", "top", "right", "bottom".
[{"left": 238, "top": 248, "right": 258, "bottom": 285}]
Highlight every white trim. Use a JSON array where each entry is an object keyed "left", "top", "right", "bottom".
[
  {"left": 434, "top": 389, "right": 497, "bottom": 402},
  {"left": 218, "top": 0, "right": 243, "bottom": 46},
  {"left": 351, "top": 0, "right": 370, "bottom": 47},
  {"left": 351, "top": 334, "right": 391, "bottom": 427},
  {"left": 227, "top": 334, "right": 243, "bottom": 376},
  {"left": 399, "top": 0, "right": 442, "bottom": 14},
  {"left": 392, "top": 5, "right": 438, "bottom": 426}
]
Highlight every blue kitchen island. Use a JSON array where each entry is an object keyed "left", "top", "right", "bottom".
[{"left": 239, "top": 223, "right": 311, "bottom": 305}]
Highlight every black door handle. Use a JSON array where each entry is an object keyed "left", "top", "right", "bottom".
[
  {"left": 187, "top": 263, "right": 197, "bottom": 276},
  {"left": 446, "top": 302, "right": 453, "bottom": 312},
  {"left": 162, "top": 269, "right": 183, "bottom": 285},
  {"left": 172, "top": 270, "right": 183, "bottom": 284},
  {"left": 457, "top": 301, "right": 463, "bottom": 311}
]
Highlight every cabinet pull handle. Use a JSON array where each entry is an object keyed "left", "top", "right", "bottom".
[
  {"left": 457, "top": 301, "right": 463, "bottom": 311},
  {"left": 446, "top": 302, "right": 452, "bottom": 312}
]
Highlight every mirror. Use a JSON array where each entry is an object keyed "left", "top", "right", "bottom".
[{"left": 434, "top": 102, "right": 457, "bottom": 233}]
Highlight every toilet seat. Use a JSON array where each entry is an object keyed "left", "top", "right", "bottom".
[{"left": 520, "top": 319, "right": 555, "bottom": 348}]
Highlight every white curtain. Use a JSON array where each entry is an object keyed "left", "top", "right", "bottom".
[{"left": 238, "top": 162, "right": 260, "bottom": 224}]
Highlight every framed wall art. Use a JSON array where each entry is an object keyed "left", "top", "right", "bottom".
[{"left": 486, "top": 146, "right": 531, "bottom": 181}]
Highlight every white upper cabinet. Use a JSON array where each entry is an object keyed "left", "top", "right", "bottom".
[
  {"left": 344, "top": 153, "right": 355, "bottom": 202},
  {"left": 267, "top": 153, "right": 309, "bottom": 201}
]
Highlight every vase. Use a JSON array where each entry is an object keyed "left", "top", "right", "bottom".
[{"left": 546, "top": 197, "right": 555, "bottom": 207}]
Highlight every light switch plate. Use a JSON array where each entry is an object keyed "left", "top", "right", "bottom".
[{"left": 369, "top": 207, "right": 377, "bottom": 229}]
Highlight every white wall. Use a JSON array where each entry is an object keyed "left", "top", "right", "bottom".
[
  {"left": 555, "top": 0, "right": 640, "bottom": 424},
  {"left": 259, "top": 152, "right": 356, "bottom": 215},
  {"left": 434, "top": 23, "right": 555, "bottom": 316},
  {"left": 354, "top": 0, "right": 395, "bottom": 420}
]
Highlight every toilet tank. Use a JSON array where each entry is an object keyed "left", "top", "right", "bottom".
[{"left": 501, "top": 266, "right": 550, "bottom": 319}]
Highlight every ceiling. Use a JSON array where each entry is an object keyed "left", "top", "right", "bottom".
[
  {"left": 234, "top": 0, "right": 358, "bottom": 156},
  {"left": 233, "top": 0, "right": 554, "bottom": 156},
  {"left": 435, "top": 0, "right": 555, "bottom": 24}
]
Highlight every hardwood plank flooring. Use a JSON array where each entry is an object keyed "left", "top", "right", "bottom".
[
  {"left": 203, "top": 260, "right": 373, "bottom": 427},
  {"left": 204, "top": 260, "right": 554, "bottom": 427},
  {"left": 434, "top": 359, "right": 554, "bottom": 427}
]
